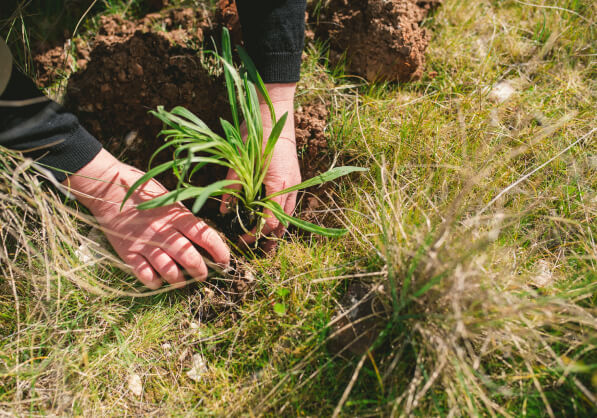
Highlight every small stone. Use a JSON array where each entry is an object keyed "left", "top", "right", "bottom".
[
  {"left": 186, "top": 354, "right": 208, "bottom": 382},
  {"left": 489, "top": 80, "right": 516, "bottom": 103},
  {"left": 127, "top": 373, "right": 143, "bottom": 397}
]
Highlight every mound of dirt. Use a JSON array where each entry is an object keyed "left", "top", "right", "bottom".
[
  {"left": 295, "top": 103, "right": 330, "bottom": 179},
  {"left": 33, "top": 43, "right": 73, "bottom": 87},
  {"left": 65, "top": 11, "right": 230, "bottom": 190},
  {"left": 311, "top": 0, "right": 441, "bottom": 82}
]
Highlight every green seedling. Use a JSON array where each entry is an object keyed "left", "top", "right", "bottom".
[{"left": 122, "top": 27, "right": 366, "bottom": 240}]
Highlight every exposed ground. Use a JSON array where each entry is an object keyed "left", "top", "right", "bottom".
[
  {"left": 311, "top": 0, "right": 441, "bottom": 81},
  {"left": 1, "top": 0, "right": 596, "bottom": 416}
]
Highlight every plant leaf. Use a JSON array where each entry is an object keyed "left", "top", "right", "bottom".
[
  {"left": 121, "top": 160, "right": 178, "bottom": 209},
  {"left": 259, "top": 201, "right": 347, "bottom": 237},
  {"left": 221, "top": 27, "right": 240, "bottom": 131},
  {"left": 170, "top": 106, "right": 210, "bottom": 131},
  {"left": 273, "top": 303, "right": 286, "bottom": 316},
  {"left": 237, "top": 45, "right": 275, "bottom": 122},
  {"left": 255, "top": 112, "right": 289, "bottom": 190},
  {"left": 192, "top": 179, "right": 240, "bottom": 213},
  {"left": 266, "top": 166, "right": 367, "bottom": 200},
  {"left": 137, "top": 186, "right": 206, "bottom": 210}
]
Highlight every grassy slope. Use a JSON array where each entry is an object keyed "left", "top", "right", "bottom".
[{"left": 1, "top": 0, "right": 596, "bottom": 415}]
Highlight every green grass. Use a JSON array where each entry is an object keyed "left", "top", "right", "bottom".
[{"left": 1, "top": 0, "right": 597, "bottom": 415}]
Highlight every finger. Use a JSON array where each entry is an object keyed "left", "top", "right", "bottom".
[
  {"left": 141, "top": 246, "right": 185, "bottom": 285},
  {"left": 238, "top": 202, "right": 283, "bottom": 246},
  {"left": 161, "top": 232, "right": 209, "bottom": 280},
  {"left": 261, "top": 193, "right": 286, "bottom": 236},
  {"left": 124, "top": 253, "right": 162, "bottom": 289},
  {"left": 220, "top": 168, "right": 242, "bottom": 214},
  {"left": 263, "top": 193, "right": 295, "bottom": 252},
  {"left": 177, "top": 216, "right": 230, "bottom": 267},
  {"left": 284, "top": 191, "right": 298, "bottom": 217}
]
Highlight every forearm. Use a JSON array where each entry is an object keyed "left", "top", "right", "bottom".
[{"left": 0, "top": 62, "right": 102, "bottom": 182}]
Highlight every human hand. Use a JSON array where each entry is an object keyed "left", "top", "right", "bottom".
[
  {"left": 220, "top": 83, "right": 301, "bottom": 247},
  {"left": 63, "top": 149, "right": 230, "bottom": 289}
]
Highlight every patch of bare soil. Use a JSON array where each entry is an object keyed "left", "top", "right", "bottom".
[
  {"left": 311, "top": 0, "right": 441, "bottom": 82},
  {"left": 33, "top": 42, "right": 73, "bottom": 87},
  {"left": 328, "top": 281, "right": 388, "bottom": 357},
  {"left": 294, "top": 103, "right": 334, "bottom": 224}
]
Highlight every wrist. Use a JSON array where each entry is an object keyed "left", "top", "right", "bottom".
[
  {"left": 61, "top": 149, "right": 124, "bottom": 212},
  {"left": 261, "top": 83, "right": 296, "bottom": 104}
]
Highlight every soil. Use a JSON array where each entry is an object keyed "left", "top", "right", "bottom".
[
  {"left": 216, "top": 201, "right": 259, "bottom": 240},
  {"left": 216, "top": 0, "right": 243, "bottom": 47},
  {"left": 32, "top": 6, "right": 343, "bottom": 236},
  {"left": 327, "top": 281, "right": 388, "bottom": 357},
  {"left": 310, "top": 0, "right": 442, "bottom": 82},
  {"left": 33, "top": 42, "right": 73, "bottom": 87},
  {"left": 294, "top": 103, "right": 334, "bottom": 224}
]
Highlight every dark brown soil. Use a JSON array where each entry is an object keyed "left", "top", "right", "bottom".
[
  {"left": 311, "top": 0, "right": 442, "bottom": 82},
  {"left": 34, "top": 6, "right": 338, "bottom": 231}
]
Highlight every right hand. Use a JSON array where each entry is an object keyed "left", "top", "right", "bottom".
[{"left": 62, "top": 149, "right": 230, "bottom": 289}]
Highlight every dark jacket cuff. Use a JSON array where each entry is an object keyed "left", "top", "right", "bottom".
[{"left": 245, "top": 50, "right": 303, "bottom": 83}]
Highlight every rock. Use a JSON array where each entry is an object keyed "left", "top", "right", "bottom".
[
  {"left": 186, "top": 353, "right": 208, "bottom": 382},
  {"left": 488, "top": 80, "right": 517, "bottom": 103},
  {"left": 127, "top": 373, "right": 143, "bottom": 397}
]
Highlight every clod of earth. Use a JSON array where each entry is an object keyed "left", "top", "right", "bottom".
[
  {"left": 216, "top": 0, "right": 243, "bottom": 47},
  {"left": 310, "top": 0, "right": 442, "bottom": 82}
]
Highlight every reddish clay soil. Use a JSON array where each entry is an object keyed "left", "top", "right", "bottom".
[
  {"left": 293, "top": 103, "right": 334, "bottom": 224},
  {"left": 216, "top": 0, "right": 243, "bottom": 47},
  {"left": 33, "top": 43, "right": 73, "bottom": 87},
  {"left": 311, "top": 0, "right": 442, "bottom": 82}
]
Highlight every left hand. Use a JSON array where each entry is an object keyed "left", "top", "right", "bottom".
[{"left": 220, "top": 83, "right": 301, "bottom": 247}]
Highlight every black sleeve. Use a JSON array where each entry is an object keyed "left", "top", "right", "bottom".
[
  {"left": 235, "top": 0, "right": 306, "bottom": 83},
  {"left": 0, "top": 64, "right": 102, "bottom": 182}
]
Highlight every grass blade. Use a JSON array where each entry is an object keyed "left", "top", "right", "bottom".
[
  {"left": 266, "top": 166, "right": 367, "bottom": 200},
  {"left": 259, "top": 201, "right": 347, "bottom": 237}
]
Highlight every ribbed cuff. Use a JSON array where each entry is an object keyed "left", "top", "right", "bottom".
[
  {"left": 247, "top": 50, "right": 303, "bottom": 84},
  {"left": 36, "top": 123, "right": 102, "bottom": 183}
]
